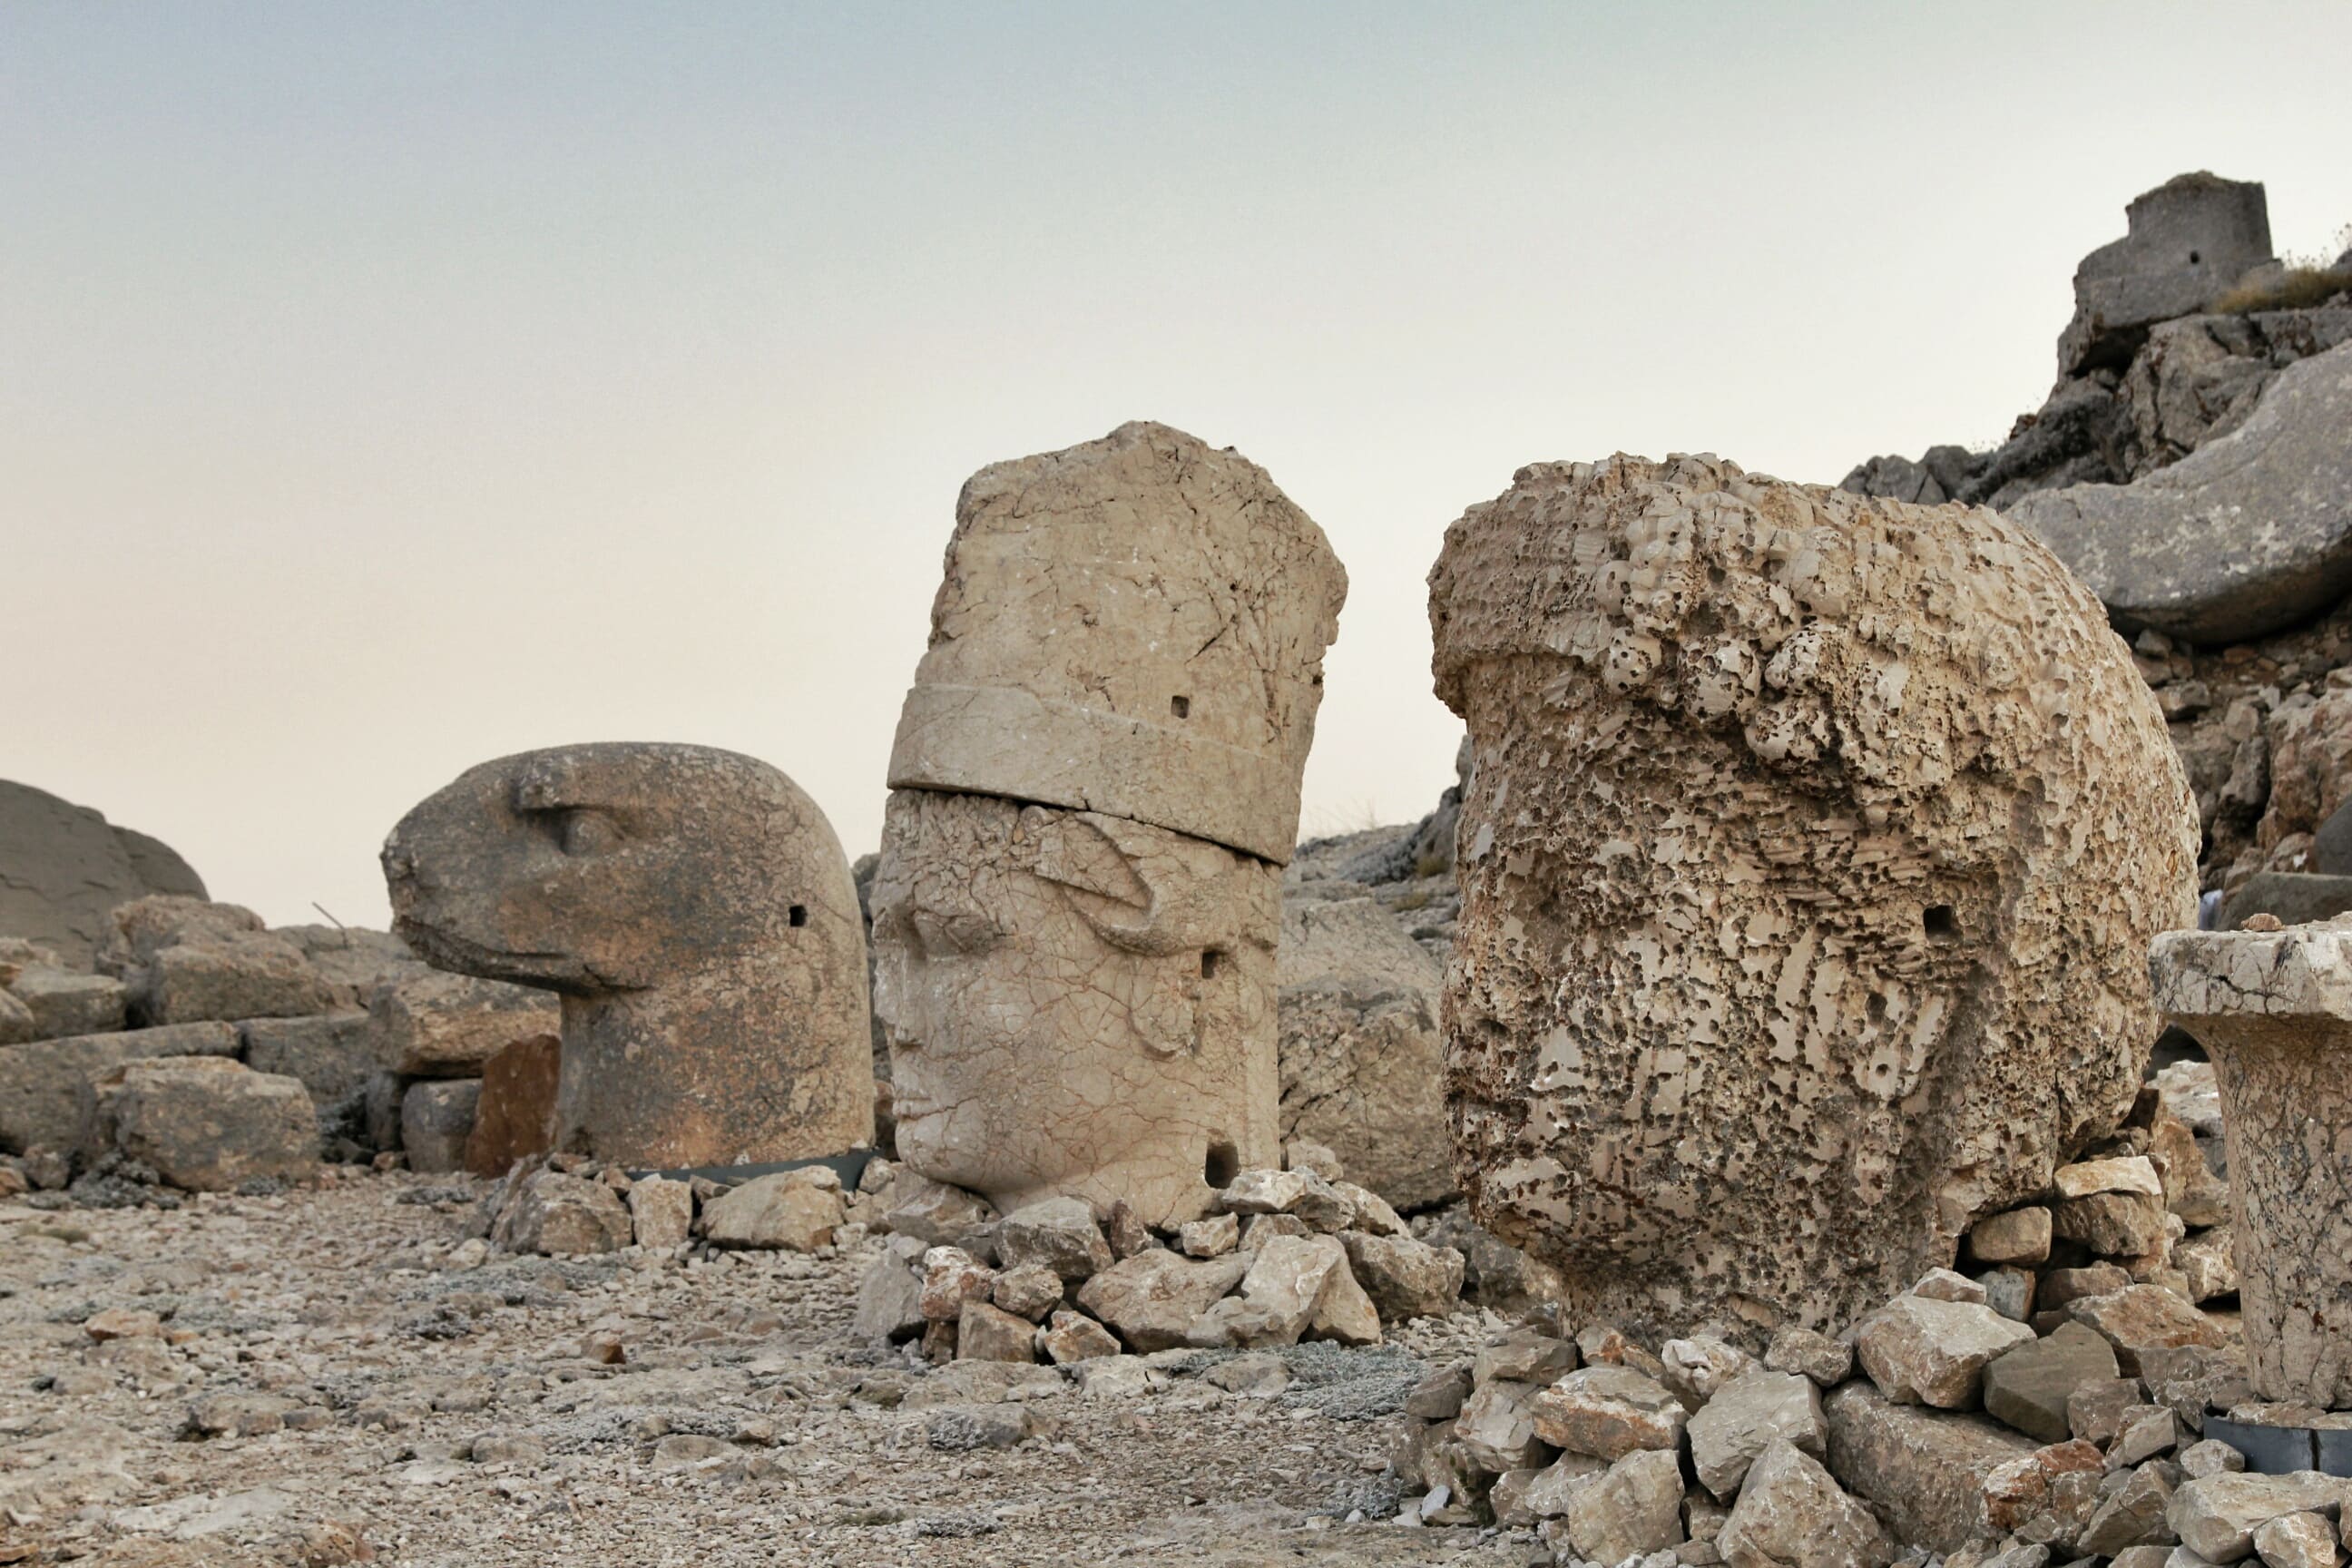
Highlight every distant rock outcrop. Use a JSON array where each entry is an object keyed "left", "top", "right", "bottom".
[{"left": 0, "top": 780, "right": 206, "bottom": 968}]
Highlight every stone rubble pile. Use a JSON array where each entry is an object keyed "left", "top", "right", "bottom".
[{"left": 1, "top": 890, "right": 560, "bottom": 1205}]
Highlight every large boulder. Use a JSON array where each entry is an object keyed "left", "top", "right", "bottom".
[
  {"left": 367, "top": 970, "right": 558, "bottom": 1079},
  {"left": 2010, "top": 340, "right": 2352, "bottom": 645},
  {"left": 0, "top": 1021, "right": 238, "bottom": 1155},
  {"left": 0, "top": 781, "right": 205, "bottom": 967},
  {"left": 1824, "top": 1382, "right": 2037, "bottom": 1553},
  {"left": 1426, "top": 453, "right": 2200, "bottom": 1339},
  {"left": 96, "top": 897, "right": 337, "bottom": 1026},
  {"left": 1275, "top": 897, "right": 1452, "bottom": 1210},
  {"left": 83, "top": 1056, "right": 317, "bottom": 1191}
]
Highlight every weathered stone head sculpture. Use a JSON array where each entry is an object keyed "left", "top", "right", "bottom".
[
  {"left": 383, "top": 743, "right": 873, "bottom": 1168},
  {"left": 874, "top": 420, "right": 1346, "bottom": 1227},
  {"left": 1427, "top": 453, "right": 2199, "bottom": 1339}
]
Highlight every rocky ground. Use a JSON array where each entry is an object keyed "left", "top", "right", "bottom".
[{"left": 0, "top": 1171, "right": 1539, "bottom": 1568}]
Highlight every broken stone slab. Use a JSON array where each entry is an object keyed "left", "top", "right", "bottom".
[
  {"left": 462, "top": 1033, "right": 560, "bottom": 1178},
  {"left": 995, "top": 1196, "right": 1114, "bottom": 1281},
  {"left": 700, "top": 1168, "right": 844, "bottom": 1252},
  {"left": 1984, "top": 1323, "right": 2123, "bottom": 1446},
  {"left": 1764, "top": 1327, "right": 1854, "bottom": 1388},
  {"left": 1428, "top": 452, "right": 2199, "bottom": 1338},
  {"left": 1688, "top": 1369, "right": 1828, "bottom": 1501},
  {"left": 368, "top": 971, "right": 559, "bottom": 1079},
  {"left": 1072, "top": 1250, "right": 1250, "bottom": 1354},
  {"left": 2249, "top": 1511, "right": 2337, "bottom": 1568},
  {"left": 386, "top": 743, "right": 875, "bottom": 1167},
  {"left": 990, "top": 1261, "right": 1063, "bottom": 1321},
  {"left": 400, "top": 1080, "right": 481, "bottom": 1175},
  {"left": 2166, "top": 1472, "right": 2352, "bottom": 1563},
  {"left": 1718, "top": 1439, "right": 1894, "bottom": 1568},
  {"left": 2067, "top": 1287, "right": 2230, "bottom": 1378},
  {"left": 2054, "top": 1190, "right": 2172, "bottom": 1258},
  {"left": 1663, "top": 1334, "right": 1761, "bottom": 1404},
  {"left": 852, "top": 1236, "right": 929, "bottom": 1344},
  {"left": 1973, "top": 1207, "right": 2056, "bottom": 1268},
  {"left": 1039, "top": 1309, "right": 1121, "bottom": 1366},
  {"left": 1560, "top": 1447, "right": 1685, "bottom": 1565},
  {"left": 2010, "top": 339, "right": 2352, "bottom": 645},
  {"left": 956, "top": 1299, "right": 1038, "bottom": 1364},
  {"left": 0, "top": 1020, "right": 238, "bottom": 1154},
  {"left": 9, "top": 967, "right": 127, "bottom": 1039},
  {"left": 1826, "top": 1381, "right": 2040, "bottom": 1553},
  {"left": 626, "top": 1175, "right": 692, "bottom": 1251},
  {"left": 1856, "top": 1295, "right": 2038, "bottom": 1409},
  {"left": 2055, "top": 1156, "right": 2167, "bottom": 1200},
  {"left": 881, "top": 1171, "right": 998, "bottom": 1250},
  {"left": 491, "top": 1171, "right": 632, "bottom": 1256},
  {"left": 1454, "top": 1378, "right": 1550, "bottom": 1475},
  {"left": 1475, "top": 1328, "right": 1579, "bottom": 1388},
  {"left": 1339, "top": 1230, "right": 1465, "bottom": 1322},
  {"left": 1529, "top": 1365, "right": 1687, "bottom": 1460},
  {"left": 238, "top": 1012, "right": 373, "bottom": 1110},
  {"left": 2152, "top": 917, "right": 2352, "bottom": 1406},
  {"left": 83, "top": 1056, "right": 317, "bottom": 1191},
  {"left": 2177, "top": 1228, "right": 2239, "bottom": 1305}
]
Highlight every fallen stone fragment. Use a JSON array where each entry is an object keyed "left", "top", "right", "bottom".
[
  {"left": 493, "top": 1171, "right": 632, "bottom": 1255},
  {"left": 1825, "top": 1381, "right": 2038, "bottom": 1553},
  {"left": 2068, "top": 1287, "right": 2229, "bottom": 1377},
  {"left": 1220, "top": 1233, "right": 1345, "bottom": 1346},
  {"left": 2177, "top": 1229, "right": 2239, "bottom": 1305},
  {"left": 626, "top": 1175, "right": 693, "bottom": 1250},
  {"left": 468, "top": 1429, "right": 546, "bottom": 1467},
  {"left": 1073, "top": 1250, "right": 1249, "bottom": 1353},
  {"left": 1404, "top": 1364, "right": 1474, "bottom": 1422},
  {"left": 1203, "top": 1352, "right": 1289, "bottom": 1396},
  {"left": 12, "top": 966, "right": 127, "bottom": 1040},
  {"left": 462, "top": 1033, "right": 560, "bottom": 1178},
  {"left": 852, "top": 1236, "right": 927, "bottom": 1343},
  {"left": 990, "top": 1261, "right": 1064, "bottom": 1322},
  {"left": 1530, "top": 1366, "right": 1688, "bottom": 1460},
  {"left": 2055, "top": 1156, "right": 2167, "bottom": 1200},
  {"left": 1980, "top": 1267, "right": 2037, "bottom": 1323},
  {"left": 956, "top": 1299, "right": 1037, "bottom": 1363},
  {"left": 1455, "top": 1378, "right": 1550, "bottom": 1475},
  {"left": 700, "top": 1168, "right": 844, "bottom": 1251},
  {"left": 1074, "top": 1356, "right": 1165, "bottom": 1399},
  {"left": 2081, "top": 1463, "right": 2180, "bottom": 1556},
  {"left": 368, "top": 970, "right": 557, "bottom": 1078},
  {"left": 1765, "top": 1326, "right": 1853, "bottom": 1387},
  {"left": 2044, "top": 1263, "right": 2137, "bottom": 1312},
  {"left": 1856, "top": 1295, "right": 2037, "bottom": 1408},
  {"left": 1973, "top": 1207, "right": 2056, "bottom": 1268},
  {"left": 1039, "top": 1309, "right": 1122, "bottom": 1366},
  {"left": 1475, "top": 1328, "right": 1578, "bottom": 1388},
  {"left": 2054, "top": 1189, "right": 2171, "bottom": 1258},
  {"left": 2115, "top": 1406, "right": 2182, "bottom": 1466},
  {"left": 400, "top": 1079, "right": 481, "bottom": 1175},
  {"left": 996, "top": 1195, "right": 1115, "bottom": 1280},
  {"left": 186, "top": 1393, "right": 296, "bottom": 1438},
  {"left": 1178, "top": 1212, "right": 1239, "bottom": 1259},
  {"left": 884, "top": 1172, "right": 999, "bottom": 1250},
  {"left": 1663, "top": 1334, "right": 1760, "bottom": 1404},
  {"left": 2181, "top": 1439, "right": 2247, "bottom": 1479},
  {"left": 2250, "top": 1510, "right": 2336, "bottom": 1568},
  {"left": 0, "top": 1020, "right": 238, "bottom": 1154},
  {"left": 918, "top": 1247, "right": 997, "bottom": 1321},
  {"left": 1985, "top": 1323, "right": 2123, "bottom": 1445},
  {"left": 83, "top": 1308, "right": 162, "bottom": 1341},
  {"left": 1338, "top": 1230, "right": 1465, "bottom": 1321},
  {"left": 1563, "top": 1447, "right": 1685, "bottom": 1564},
  {"left": 1719, "top": 1439, "right": 1894, "bottom": 1568},
  {"left": 1910, "top": 1268, "right": 1989, "bottom": 1305},
  {"left": 1982, "top": 1437, "right": 2105, "bottom": 1536},
  {"left": 2167, "top": 1473, "right": 2352, "bottom": 1563},
  {"left": 86, "top": 1056, "right": 318, "bottom": 1191},
  {"left": 1689, "top": 1370, "right": 1828, "bottom": 1501}
]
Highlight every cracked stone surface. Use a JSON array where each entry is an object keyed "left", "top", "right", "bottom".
[
  {"left": 872, "top": 424, "right": 1344, "bottom": 1230},
  {"left": 1426, "top": 453, "right": 2200, "bottom": 1341},
  {"left": 383, "top": 743, "right": 874, "bottom": 1168},
  {"left": 884, "top": 421, "right": 1345, "bottom": 868},
  {"left": 871, "top": 791, "right": 1279, "bottom": 1229},
  {"left": 2152, "top": 916, "right": 2352, "bottom": 1405}
]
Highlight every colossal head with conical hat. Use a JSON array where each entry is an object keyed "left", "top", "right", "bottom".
[{"left": 874, "top": 421, "right": 1346, "bottom": 1226}]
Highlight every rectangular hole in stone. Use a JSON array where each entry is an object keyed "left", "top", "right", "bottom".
[
  {"left": 789, "top": 905, "right": 808, "bottom": 928},
  {"left": 1171, "top": 695, "right": 1190, "bottom": 719}
]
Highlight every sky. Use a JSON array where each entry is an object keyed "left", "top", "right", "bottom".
[{"left": 5, "top": 2, "right": 2350, "bottom": 930}]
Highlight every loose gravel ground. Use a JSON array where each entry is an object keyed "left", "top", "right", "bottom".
[{"left": 1, "top": 1171, "right": 1539, "bottom": 1567}]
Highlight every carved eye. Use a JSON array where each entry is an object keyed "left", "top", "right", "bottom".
[{"left": 559, "top": 809, "right": 623, "bottom": 857}]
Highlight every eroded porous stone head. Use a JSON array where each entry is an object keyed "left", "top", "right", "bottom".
[
  {"left": 875, "top": 422, "right": 1345, "bottom": 1228},
  {"left": 383, "top": 743, "right": 872, "bottom": 1168},
  {"left": 1427, "top": 453, "right": 2200, "bottom": 1340},
  {"left": 871, "top": 789, "right": 1279, "bottom": 1229},
  {"left": 887, "top": 420, "right": 1347, "bottom": 867}
]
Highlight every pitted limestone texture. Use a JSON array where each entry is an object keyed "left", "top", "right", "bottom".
[
  {"left": 871, "top": 790, "right": 1279, "bottom": 1230},
  {"left": 885, "top": 420, "right": 1347, "bottom": 867},
  {"left": 2151, "top": 916, "right": 2352, "bottom": 1407},
  {"left": 383, "top": 742, "right": 872, "bottom": 1168},
  {"left": 1426, "top": 452, "right": 2200, "bottom": 1341}
]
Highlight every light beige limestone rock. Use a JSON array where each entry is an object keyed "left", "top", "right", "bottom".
[
  {"left": 1530, "top": 1365, "right": 1688, "bottom": 1459},
  {"left": 1856, "top": 1295, "right": 2036, "bottom": 1409},
  {"left": 2151, "top": 916, "right": 2352, "bottom": 1406},
  {"left": 1719, "top": 1439, "right": 1893, "bottom": 1568},
  {"left": 874, "top": 423, "right": 1344, "bottom": 1230},
  {"left": 699, "top": 1168, "right": 844, "bottom": 1252},
  {"left": 1689, "top": 1369, "right": 1828, "bottom": 1500},
  {"left": 1563, "top": 1447, "right": 1686, "bottom": 1563},
  {"left": 1426, "top": 453, "right": 2200, "bottom": 1340},
  {"left": 2168, "top": 1473, "right": 2352, "bottom": 1564},
  {"left": 873, "top": 791, "right": 1279, "bottom": 1228},
  {"left": 885, "top": 421, "right": 1346, "bottom": 867},
  {"left": 385, "top": 743, "right": 873, "bottom": 1167},
  {"left": 626, "top": 1175, "right": 692, "bottom": 1250}
]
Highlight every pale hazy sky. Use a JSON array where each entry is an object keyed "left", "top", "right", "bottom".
[{"left": 6, "top": 3, "right": 2349, "bottom": 929}]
